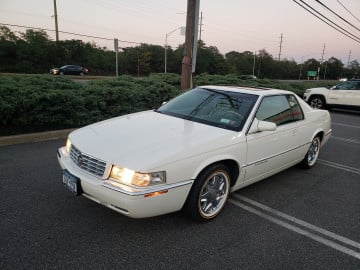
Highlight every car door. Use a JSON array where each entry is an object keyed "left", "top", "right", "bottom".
[
  {"left": 350, "top": 81, "right": 360, "bottom": 106},
  {"left": 245, "top": 95, "right": 304, "bottom": 184},
  {"left": 328, "top": 81, "right": 358, "bottom": 106},
  {"left": 73, "top": 66, "right": 82, "bottom": 75}
]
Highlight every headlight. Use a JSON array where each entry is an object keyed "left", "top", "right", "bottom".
[
  {"left": 65, "top": 138, "right": 72, "bottom": 154},
  {"left": 305, "top": 89, "right": 311, "bottom": 93},
  {"left": 110, "top": 166, "right": 166, "bottom": 187}
]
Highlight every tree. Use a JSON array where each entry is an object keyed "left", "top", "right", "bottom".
[
  {"left": 303, "top": 58, "right": 320, "bottom": 78},
  {"left": 344, "top": 60, "right": 359, "bottom": 79},
  {"left": 0, "top": 26, "right": 17, "bottom": 42},
  {"left": 324, "top": 57, "right": 344, "bottom": 80},
  {"left": 256, "top": 49, "right": 274, "bottom": 78},
  {"left": 0, "top": 27, "right": 358, "bottom": 78},
  {"left": 225, "top": 51, "right": 254, "bottom": 75},
  {"left": 195, "top": 40, "right": 228, "bottom": 75},
  {"left": 0, "top": 26, "right": 18, "bottom": 72}
]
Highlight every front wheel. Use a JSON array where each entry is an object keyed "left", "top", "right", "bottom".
[
  {"left": 301, "top": 136, "right": 321, "bottom": 168},
  {"left": 184, "top": 164, "right": 231, "bottom": 222},
  {"left": 309, "top": 96, "right": 326, "bottom": 109}
]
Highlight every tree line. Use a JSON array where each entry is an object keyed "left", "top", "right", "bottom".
[{"left": 0, "top": 26, "right": 359, "bottom": 79}]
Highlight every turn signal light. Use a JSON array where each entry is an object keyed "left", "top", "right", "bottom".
[{"left": 144, "top": 190, "right": 168, "bottom": 198}]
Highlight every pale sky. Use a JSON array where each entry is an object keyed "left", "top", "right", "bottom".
[{"left": 0, "top": 0, "right": 359, "bottom": 64}]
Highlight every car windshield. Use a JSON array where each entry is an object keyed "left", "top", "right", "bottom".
[{"left": 157, "top": 87, "right": 258, "bottom": 131}]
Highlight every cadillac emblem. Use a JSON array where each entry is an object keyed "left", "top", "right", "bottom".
[{"left": 77, "top": 154, "right": 84, "bottom": 166}]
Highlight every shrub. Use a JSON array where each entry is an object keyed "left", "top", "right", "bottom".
[{"left": 0, "top": 73, "right": 337, "bottom": 135}]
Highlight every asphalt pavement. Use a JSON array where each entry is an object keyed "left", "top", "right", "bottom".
[{"left": 0, "top": 110, "right": 359, "bottom": 270}]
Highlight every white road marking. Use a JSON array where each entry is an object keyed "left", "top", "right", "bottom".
[
  {"left": 330, "top": 136, "right": 360, "bottom": 145},
  {"left": 332, "top": 122, "right": 360, "bottom": 129},
  {"left": 229, "top": 196, "right": 360, "bottom": 260},
  {"left": 318, "top": 159, "right": 360, "bottom": 175},
  {"left": 232, "top": 194, "right": 360, "bottom": 249}
]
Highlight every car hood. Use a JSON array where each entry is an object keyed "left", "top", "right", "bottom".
[
  {"left": 307, "top": 87, "right": 328, "bottom": 91},
  {"left": 69, "top": 111, "right": 239, "bottom": 171}
]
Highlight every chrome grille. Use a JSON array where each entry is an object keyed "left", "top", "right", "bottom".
[{"left": 70, "top": 145, "right": 106, "bottom": 177}]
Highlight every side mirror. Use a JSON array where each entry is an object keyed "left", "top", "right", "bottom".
[
  {"left": 248, "top": 118, "right": 277, "bottom": 134},
  {"left": 258, "top": 120, "right": 277, "bottom": 131}
]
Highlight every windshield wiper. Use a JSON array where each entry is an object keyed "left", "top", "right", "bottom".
[{"left": 202, "top": 88, "right": 242, "bottom": 108}]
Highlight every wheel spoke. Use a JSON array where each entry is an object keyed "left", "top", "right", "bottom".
[
  {"left": 216, "top": 194, "right": 225, "bottom": 201},
  {"left": 218, "top": 181, "right": 225, "bottom": 191},
  {"left": 204, "top": 202, "right": 213, "bottom": 212}
]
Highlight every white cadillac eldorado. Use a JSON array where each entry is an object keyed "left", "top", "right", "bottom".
[{"left": 57, "top": 86, "right": 332, "bottom": 221}]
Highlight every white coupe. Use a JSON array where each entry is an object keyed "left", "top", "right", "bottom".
[{"left": 57, "top": 86, "right": 332, "bottom": 221}]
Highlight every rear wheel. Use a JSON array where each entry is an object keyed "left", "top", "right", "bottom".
[
  {"left": 184, "top": 164, "right": 231, "bottom": 222},
  {"left": 309, "top": 96, "right": 326, "bottom": 109},
  {"left": 301, "top": 136, "right": 321, "bottom": 168}
]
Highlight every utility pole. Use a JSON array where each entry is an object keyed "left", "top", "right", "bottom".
[
  {"left": 53, "top": 0, "right": 59, "bottom": 42},
  {"left": 114, "top": 38, "right": 119, "bottom": 77},
  {"left": 347, "top": 50, "right": 352, "bottom": 67},
  {"left": 299, "top": 57, "right": 304, "bottom": 80},
  {"left": 278, "top": 33, "right": 283, "bottom": 61},
  {"left": 199, "top": 12, "right": 203, "bottom": 41},
  {"left": 181, "top": 0, "right": 197, "bottom": 90},
  {"left": 320, "top": 43, "right": 326, "bottom": 63},
  {"left": 323, "top": 61, "right": 328, "bottom": 80},
  {"left": 317, "top": 43, "right": 325, "bottom": 80},
  {"left": 252, "top": 51, "right": 256, "bottom": 77}
]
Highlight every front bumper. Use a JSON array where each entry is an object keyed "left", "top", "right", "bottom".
[{"left": 57, "top": 147, "right": 193, "bottom": 218}]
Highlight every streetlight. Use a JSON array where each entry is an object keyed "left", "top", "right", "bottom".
[{"left": 165, "top": 26, "right": 185, "bottom": 73}]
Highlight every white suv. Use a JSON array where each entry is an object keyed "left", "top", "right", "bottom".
[{"left": 303, "top": 79, "right": 360, "bottom": 110}]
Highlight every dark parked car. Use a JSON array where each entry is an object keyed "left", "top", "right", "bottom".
[{"left": 50, "top": 65, "right": 88, "bottom": 76}]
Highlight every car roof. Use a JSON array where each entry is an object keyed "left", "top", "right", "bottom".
[{"left": 199, "top": 85, "right": 294, "bottom": 97}]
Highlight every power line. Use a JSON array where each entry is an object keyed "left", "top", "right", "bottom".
[
  {"left": 0, "top": 22, "right": 142, "bottom": 45},
  {"left": 337, "top": 0, "right": 360, "bottom": 24},
  {"left": 292, "top": 0, "right": 360, "bottom": 44},
  {"left": 315, "top": 0, "right": 360, "bottom": 33},
  {"left": 296, "top": 0, "right": 360, "bottom": 41}
]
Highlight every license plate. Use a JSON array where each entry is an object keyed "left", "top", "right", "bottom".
[{"left": 62, "top": 170, "right": 82, "bottom": 195}]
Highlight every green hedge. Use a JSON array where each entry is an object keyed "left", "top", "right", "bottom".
[{"left": 0, "top": 73, "right": 336, "bottom": 135}]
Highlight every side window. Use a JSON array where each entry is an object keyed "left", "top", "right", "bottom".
[
  {"left": 356, "top": 82, "right": 360, "bottom": 90},
  {"left": 348, "top": 81, "right": 358, "bottom": 90},
  {"left": 287, "top": 95, "right": 304, "bottom": 121},
  {"left": 256, "top": 95, "right": 294, "bottom": 126},
  {"left": 336, "top": 81, "right": 358, "bottom": 90}
]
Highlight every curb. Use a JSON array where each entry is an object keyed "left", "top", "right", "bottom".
[{"left": 0, "top": 129, "right": 75, "bottom": 146}]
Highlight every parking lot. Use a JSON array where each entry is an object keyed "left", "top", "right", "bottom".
[{"left": 0, "top": 110, "right": 359, "bottom": 270}]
